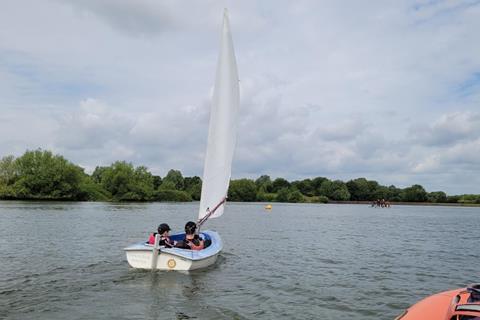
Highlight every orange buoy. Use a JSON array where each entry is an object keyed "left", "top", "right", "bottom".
[{"left": 395, "top": 284, "right": 480, "bottom": 320}]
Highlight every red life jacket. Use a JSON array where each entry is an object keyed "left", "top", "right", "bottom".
[
  {"left": 148, "top": 233, "right": 156, "bottom": 245},
  {"left": 186, "top": 235, "right": 204, "bottom": 250},
  {"left": 190, "top": 242, "right": 204, "bottom": 250}
]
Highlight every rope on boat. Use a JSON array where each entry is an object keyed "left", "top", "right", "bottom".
[{"left": 197, "top": 196, "right": 227, "bottom": 229}]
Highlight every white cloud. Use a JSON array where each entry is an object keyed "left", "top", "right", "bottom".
[
  {"left": 59, "top": 0, "right": 176, "bottom": 37},
  {"left": 315, "top": 120, "right": 367, "bottom": 142},
  {"left": 412, "top": 154, "right": 441, "bottom": 173},
  {"left": 443, "top": 137, "right": 480, "bottom": 168},
  {"left": 55, "top": 98, "right": 135, "bottom": 149},
  {"left": 0, "top": 0, "right": 479, "bottom": 194},
  {"left": 410, "top": 111, "right": 480, "bottom": 146}
]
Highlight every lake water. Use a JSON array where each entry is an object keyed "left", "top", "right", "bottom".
[{"left": 1, "top": 201, "right": 479, "bottom": 320}]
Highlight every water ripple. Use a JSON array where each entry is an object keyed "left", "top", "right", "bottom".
[{"left": 1, "top": 202, "right": 480, "bottom": 319}]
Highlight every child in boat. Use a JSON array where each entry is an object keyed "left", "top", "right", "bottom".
[
  {"left": 175, "top": 221, "right": 204, "bottom": 250},
  {"left": 148, "top": 223, "right": 175, "bottom": 248}
]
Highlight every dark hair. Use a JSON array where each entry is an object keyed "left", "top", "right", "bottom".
[
  {"left": 158, "top": 223, "right": 171, "bottom": 234},
  {"left": 185, "top": 221, "right": 197, "bottom": 235}
]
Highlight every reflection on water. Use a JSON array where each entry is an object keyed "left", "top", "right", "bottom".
[{"left": 1, "top": 201, "right": 480, "bottom": 319}]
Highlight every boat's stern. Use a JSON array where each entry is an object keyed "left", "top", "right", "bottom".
[{"left": 124, "top": 242, "right": 154, "bottom": 269}]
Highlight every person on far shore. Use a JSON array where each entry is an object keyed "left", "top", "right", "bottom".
[{"left": 148, "top": 223, "right": 175, "bottom": 248}]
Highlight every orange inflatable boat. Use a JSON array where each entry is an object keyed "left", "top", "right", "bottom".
[{"left": 395, "top": 284, "right": 480, "bottom": 320}]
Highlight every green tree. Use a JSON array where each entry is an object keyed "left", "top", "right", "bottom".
[
  {"left": 159, "top": 180, "right": 176, "bottom": 190},
  {"left": 184, "top": 176, "right": 202, "bottom": 200},
  {"left": 12, "top": 150, "right": 85, "bottom": 200},
  {"left": 78, "top": 175, "right": 111, "bottom": 201},
  {"left": 256, "top": 189, "right": 276, "bottom": 202},
  {"left": 255, "top": 175, "right": 274, "bottom": 201},
  {"left": 162, "top": 169, "right": 184, "bottom": 190},
  {"left": 312, "top": 195, "right": 329, "bottom": 203},
  {"left": 272, "top": 178, "right": 290, "bottom": 193},
  {"left": 98, "top": 161, "right": 155, "bottom": 201},
  {"left": 387, "top": 185, "right": 402, "bottom": 201},
  {"left": 287, "top": 189, "right": 304, "bottom": 203},
  {"left": 427, "top": 191, "right": 447, "bottom": 203},
  {"left": 131, "top": 166, "right": 156, "bottom": 200},
  {"left": 0, "top": 155, "right": 17, "bottom": 198},
  {"left": 273, "top": 187, "right": 304, "bottom": 203},
  {"left": 401, "top": 184, "right": 428, "bottom": 202},
  {"left": 373, "top": 185, "right": 391, "bottom": 200},
  {"left": 275, "top": 187, "right": 290, "bottom": 202},
  {"left": 319, "top": 180, "right": 350, "bottom": 201},
  {"left": 152, "top": 175, "right": 162, "bottom": 189},
  {"left": 312, "top": 177, "right": 329, "bottom": 196},
  {"left": 292, "top": 179, "right": 314, "bottom": 196},
  {"left": 346, "top": 178, "right": 378, "bottom": 201},
  {"left": 91, "top": 166, "right": 108, "bottom": 184},
  {"left": 255, "top": 175, "right": 273, "bottom": 193},
  {"left": 154, "top": 189, "right": 192, "bottom": 202},
  {"left": 458, "top": 194, "right": 480, "bottom": 204},
  {"left": 187, "top": 183, "right": 202, "bottom": 200},
  {"left": 228, "top": 179, "right": 257, "bottom": 201},
  {"left": 0, "top": 155, "right": 16, "bottom": 185},
  {"left": 446, "top": 195, "right": 460, "bottom": 203}
]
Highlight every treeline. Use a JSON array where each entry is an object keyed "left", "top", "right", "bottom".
[{"left": 0, "top": 149, "right": 479, "bottom": 204}]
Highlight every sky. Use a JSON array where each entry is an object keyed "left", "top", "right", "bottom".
[{"left": 0, "top": 0, "right": 479, "bottom": 195}]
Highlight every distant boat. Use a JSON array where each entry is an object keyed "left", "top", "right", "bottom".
[
  {"left": 394, "top": 284, "right": 480, "bottom": 319},
  {"left": 124, "top": 9, "right": 240, "bottom": 271},
  {"left": 265, "top": 204, "right": 272, "bottom": 210}
]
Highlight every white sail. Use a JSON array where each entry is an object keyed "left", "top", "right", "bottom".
[{"left": 198, "top": 10, "right": 239, "bottom": 221}]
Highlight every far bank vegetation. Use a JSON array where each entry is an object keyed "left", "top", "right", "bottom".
[{"left": 0, "top": 150, "right": 478, "bottom": 205}]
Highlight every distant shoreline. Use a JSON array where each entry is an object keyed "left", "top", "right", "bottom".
[
  {"left": 2, "top": 150, "right": 479, "bottom": 205},
  {"left": 1, "top": 199, "right": 479, "bottom": 207}
]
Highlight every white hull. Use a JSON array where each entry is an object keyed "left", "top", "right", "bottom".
[
  {"left": 125, "top": 249, "right": 219, "bottom": 271},
  {"left": 124, "top": 230, "right": 222, "bottom": 271}
]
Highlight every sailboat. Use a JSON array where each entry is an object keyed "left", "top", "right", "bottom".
[{"left": 124, "top": 9, "right": 239, "bottom": 271}]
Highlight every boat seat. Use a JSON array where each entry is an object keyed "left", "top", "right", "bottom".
[{"left": 201, "top": 232, "right": 212, "bottom": 248}]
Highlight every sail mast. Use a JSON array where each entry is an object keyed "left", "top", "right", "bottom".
[{"left": 198, "top": 9, "right": 240, "bottom": 222}]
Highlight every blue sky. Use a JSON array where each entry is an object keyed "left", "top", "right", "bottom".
[{"left": 0, "top": 0, "right": 479, "bottom": 194}]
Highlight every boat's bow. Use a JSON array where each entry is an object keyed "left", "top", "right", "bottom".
[{"left": 395, "top": 284, "right": 480, "bottom": 320}]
